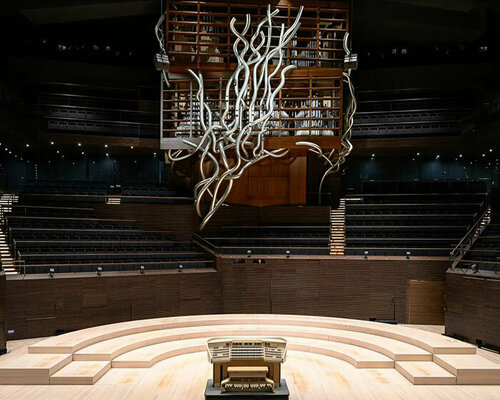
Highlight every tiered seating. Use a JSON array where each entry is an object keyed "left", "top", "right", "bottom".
[
  {"left": 457, "top": 213, "right": 500, "bottom": 272},
  {"left": 19, "top": 181, "right": 108, "bottom": 203},
  {"left": 202, "top": 225, "right": 330, "bottom": 255},
  {"left": 17, "top": 181, "right": 194, "bottom": 204},
  {"left": 2, "top": 203, "right": 213, "bottom": 274},
  {"left": 345, "top": 180, "right": 488, "bottom": 257},
  {"left": 23, "top": 82, "right": 159, "bottom": 139},
  {"left": 121, "top": 183, "right": 193, "bottom": 204},
  {"left": 353, "top": 89, "right": 474, "bottom": 138}
]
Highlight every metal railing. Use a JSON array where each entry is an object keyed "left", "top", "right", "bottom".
[{"left": 450, "top": 197, "right": 491, "bottom": 265}]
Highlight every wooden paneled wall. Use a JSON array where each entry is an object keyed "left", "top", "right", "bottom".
[
  {"left": 5, "top": 271, "right": 222, "bottom": 340},
  {"left": 2, "top": 257, "right": 450, "bottom": 340},
  {"left": 227, "top": 156, "right": 307, "bottom": 207},
  {"left": 407, "top": 280, "right": 445, "bottom": 325},
  {"left": 445, "top": 271, "right": 500, "bottom": 349},
  {"left": 220, "top": 258, "right": 449, "bottom": 322}
]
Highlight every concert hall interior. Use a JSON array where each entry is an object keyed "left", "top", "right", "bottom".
[{"left": 0, "top": 0, "right": 500, "bottom": 399}]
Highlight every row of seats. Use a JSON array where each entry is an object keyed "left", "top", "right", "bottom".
[
  {"left": 352, "top": 90, "right": 474, "bottom": 139},
  {"left": 1, "top": 202, "right": 212, "bottom": 274},
  {"left": 202, "top": 225, "right": 330, "bottom": 256},
  {"left": 15, "top": 181, "right": 194, "bottom": 205},
  {"left": 344, "top": 181, "right": 488, "bottom": 257}
]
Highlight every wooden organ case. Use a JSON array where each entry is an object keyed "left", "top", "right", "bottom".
[
  {"left": 161, "top": 0, "right": 350, "bottom": 207},
  {"left": 206, "top": 337, "right": 288, "bottom": 393}
]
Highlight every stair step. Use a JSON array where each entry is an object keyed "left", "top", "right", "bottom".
[
  {"left": 434, "top": 354, "right": 500, "bottom": 385},
  {"left": 395, "top": 361, "right": 456, "bottom": 385},
  {"left": 49, "top": 361, "right": 110, "bottom": 385}
]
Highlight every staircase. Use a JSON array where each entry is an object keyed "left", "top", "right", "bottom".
[
  {"left": 0, "top": 193, "right": 19, "bottom": 274},
  {"left": 451, "top": 205, "right": 492, "bottom": 268},
  {"left": 329, "top": 198, "right": 346, "bottom": 255},
  {"left": 106, "top": 195, "right": 122, "bottom": 205}
]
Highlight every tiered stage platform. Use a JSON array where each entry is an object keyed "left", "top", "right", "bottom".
[{"left": 0, "top": 314, "right": 499, "bottom": 399}]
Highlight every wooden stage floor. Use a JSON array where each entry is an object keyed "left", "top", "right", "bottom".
[{"left": 0, "top": 315, "right": 499, "bottom": 400}]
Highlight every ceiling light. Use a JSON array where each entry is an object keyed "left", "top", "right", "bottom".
[
  {"left": 104, "top": 144, "right": 108, "bottom": 148},
  {"left": 50, "top": 141, "right": 54, "bottom": 145},
  {"left": 26, "top": 144, "right": 30, "bottom": 147},
  {"left": 78, "top": 143, "right": 82, "bottom": 147}
]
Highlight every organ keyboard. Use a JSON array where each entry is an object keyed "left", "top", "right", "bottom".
[{"left": 207, "top": 337, "right": 287, "bottom": 393}]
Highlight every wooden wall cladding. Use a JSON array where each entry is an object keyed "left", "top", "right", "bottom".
[
  {"left": 406, "top": 280, "right": 445, "bottom": 325},
  {"left": 3, "top": 258, "right": 450, "bottom": 340},
  {"left": 220, "top": 258, "right": 449, "bottom": 322},
  {"left": 5, "top": 271, "right": 222, "bottom": 340},
  {"left": 226, "top": 156, "right": 307, "bottom": 207},
  {"left": 445, "top": 271, "right": 500, "bottom": 349}
]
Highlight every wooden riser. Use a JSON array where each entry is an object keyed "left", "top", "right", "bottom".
[
  {"left": 434, "top": 354, "right": 500, "bottom": 385},
  {"left": 1, "top": 315, "right": 490, "bottom": 387},
  {"left": 49, "top": 361, "right": 111, "bottom": 385},
  {"left": 395, "top": 361, "right": 456, "bottom": 385}
]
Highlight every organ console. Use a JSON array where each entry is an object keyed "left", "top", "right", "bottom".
[{"left": 206, "top": 337, "right": 287, "bottom": 394}]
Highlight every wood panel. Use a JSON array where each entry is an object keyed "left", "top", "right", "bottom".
[
  {"left": 227, "top": 156, "right": 307, "bottom": 207},
  {"left": 407, "top": 280, "right": 445, "bottom": 325},
  {"left": 445, "top": 271, "right": 500, "bottom": 350},
  {"left": 3, "top": 258, "right": 450, "bottom": 340}
]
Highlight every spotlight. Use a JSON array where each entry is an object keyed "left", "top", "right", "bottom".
[
  {"left": 406, "top": 251, "right": 411, "bottom": 260},
  {"left": 78, "top": 143, "right": 82, "bottom": 147},
  {"left": 50, "top": 141, "right": 54, "bottom": 145},
  {"left": 177, "top": 264, "right": 183, "bottom": 273},
  {"left": 139, "top": 265, "right": 145, "bottom": 275},
  {"left": 364, "top": 250, "right": 369, "bottom": 259},
  {"left": 106, "top": 153, "right": 109, "bottom": 157},
  {"left": 247, "top": 249, "right": 252, "bottom": 258},
  {"left": 130, "top": 146, "right": 134, "bottom": 149},
  {"left": 416, "top": 152, "right": 420, "bottom": 156},
  {"left": 436, "top": 155, "right": 440, "bottom": 159},
  {"left": 48, "top": 268, "right": 55, "bottom": 278},
  {"left": 286, "top": 250, "right": 291, "bottom": 258},
  {"left": 104, "top": 144, "right": 108, "bottom": 148},
  {"left": 25, "top": 144, "right": 29, "bottom": 148},
  {"left": 459, "top": 154, "right": 463, "bottom": 158},
  {"left": 371, "top": 153, "right": 375, "bottom": 157},
  {"left": 96, "top": 267, "right": 102, "bottom": 276}
]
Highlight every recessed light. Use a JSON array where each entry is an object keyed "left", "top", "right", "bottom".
[
  {"left": 50, "top": 141, "right": 54, "bottom": 145},
  {"left": 26, "top": 144, "right": 29, "bottom": 147},
  {"left": 459, "top": 154, "right": 463, "bottom": 158},
  {"left": 78, "top": 143, "right": 82, "bottom": 147},
  {"left": 106, "top": 153, "right": 109, "bottom": 157},
  {"left": 104, "top": 144, "right": 108, "bottom": 148},
  {"left": 130, "top": 146, "right": 134, "bottom": 149},
  {"left": 371, "top": 153, "right": 375, "bottom": 157},
  {"left": 416, "top": 152, "right": 420, "bottom": 156}
]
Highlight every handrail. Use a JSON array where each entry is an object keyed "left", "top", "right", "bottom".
[
  {"left": 450, "top": 195, "right": 491, "bottom": 262},
  {"left": 192, "top": 233, "right": 217, "bottom": 256}
]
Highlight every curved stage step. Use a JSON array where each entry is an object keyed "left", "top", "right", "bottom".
[{"left": 0, "top": 314, "right": 498, "bottom": 386}]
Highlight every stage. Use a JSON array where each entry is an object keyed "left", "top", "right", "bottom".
[{"left": 0, "top": 314, "right": 499, "bottom": 399}]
